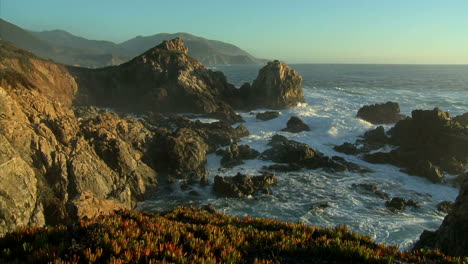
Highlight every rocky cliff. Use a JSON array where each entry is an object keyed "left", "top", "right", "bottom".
[
  {"left": 70, "top": 38, "right": 242, "bottom": 123},
  {"left": 0, "top": 43, "right": 159, "bottom": 232}
]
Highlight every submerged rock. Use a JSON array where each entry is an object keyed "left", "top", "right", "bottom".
[
  {"left": 281, "top": 116, "right": 310, "bottom": 133},
  {"left": 213, "top": 172, "right": 277, "bottom": 198},
  {"left": 385, "top": 197, "right": 419, "bottom": 211},
  {"left": 352, "top": 183, "right": 389, "bottom": 200},
  {"left": 356, "top": 101, "right": 406, "bottom": 124},
  {"left": 256, "top": 111, "right": 280, "bottom": 121}
]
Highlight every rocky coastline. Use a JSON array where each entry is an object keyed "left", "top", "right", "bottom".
[{"left": 1, "top": 38, "right": 467, "bottom": 260}]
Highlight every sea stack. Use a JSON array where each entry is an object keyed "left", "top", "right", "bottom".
[{"left": 237, "top": 60, "right": 304, "bottom": 109}]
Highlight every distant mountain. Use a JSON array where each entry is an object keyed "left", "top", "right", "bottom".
[
  {"left": 0, "top": 19, "right": 129, "bottom": 67},
  {"left": 0, "top": 18, "right": 266, "bottom": 67},
  {"left": 119, "top": 33, "right": 267, "bottom": 65}
]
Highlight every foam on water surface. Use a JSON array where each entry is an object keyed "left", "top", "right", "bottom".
[{"left": 138, "top": 64, "right": 467, "bottom": 250}]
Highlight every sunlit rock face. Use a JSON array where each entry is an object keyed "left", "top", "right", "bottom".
[{"left": 234, "top": 60, "right": 304, "bottom": 110}]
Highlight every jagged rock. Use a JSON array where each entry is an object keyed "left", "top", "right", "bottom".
[
  {"left": 414, "top": 179, "right": 468, "bottom": 257},
  {"left": 362, "top": 126, "right": 389, "bottom": 144},
  {"left": 154, "top": 128, "right": 209, "bottom": 180},
  {"left": 385, "top": 197, "right": 419, "bottom": 211},
  {"left": 256, "top": 111, "right": 280, "bottom": 121},
  {"left": 216, "top": 143, "right": 260, "bottom": 168},
  {"left": 70, "top": 38, "right": 241, "bottom": 123},
  {"left": 234, "top": 60, "right": 304, "bottom": 109},
  {"left": 453, "top": 112, "right": 468, "bottom": 126},
  {"left": 352, "top": 183, "right": 389, "bottom": 200},
  {"left": 436, "top": 201, "right": 454, "bottom": 214},
  {"left": 213, "top": 172, "right": 277, "bottom": 198},
  {"left": 334, "top": 142, "right": 360, "bottom": 155},
  {"left": 356, "top": 101, "right": 405, "bottom": 124},
  {"left": 406, "top": 160, "right": 445, "bottom": 183},
  {"left": 358, "top": 108, "right": 468, "bottom": 181},
  {"left": 281, "top": 116, "right": 310, "bottom": 133},
  {"left": 68, "top": 191, "right": 126, "bottom": 221},
  {"left": 439, "top": 157, "right": 465, "bottom": 175},
  {"left": 261, "top": 136, "right": 368, "bottom": 172}
]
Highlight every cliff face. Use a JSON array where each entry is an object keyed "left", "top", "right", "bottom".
[
  {"left": 0, "top": 41, "right": 158, "bottom": 233},
  {"left": 70, "top": 38, "right": 240, "bottom": 121}
]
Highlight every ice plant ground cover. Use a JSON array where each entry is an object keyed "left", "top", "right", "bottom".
[{"left": 0, "top": 206, "right": 465, "bottom": 264}]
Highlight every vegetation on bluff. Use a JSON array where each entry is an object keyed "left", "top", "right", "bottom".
[{"left": 0, "top": 206, "right": 465, "bottom": 264}]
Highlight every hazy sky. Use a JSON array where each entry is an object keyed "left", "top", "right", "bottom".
[{"left": 3, "top": 0, "right": 468, "bottom": 64}]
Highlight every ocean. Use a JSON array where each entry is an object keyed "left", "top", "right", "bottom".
[{"left": 137, "top": 64, "right": 468, "bottom": 250}]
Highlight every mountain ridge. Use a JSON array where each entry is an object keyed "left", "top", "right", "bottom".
[{"left": 0, "top": 18, "right": 267, "bottom": 67}]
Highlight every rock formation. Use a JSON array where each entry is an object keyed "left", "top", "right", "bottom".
[
  {"left": 213, "top": 172, "right": 277, "bottom": 198},
  {"left": 281, "top": 116, "right": 310, "bottom": 133},
  {"left": 261, "top": 135, "right": 368, "bottom": 173},
  {"left": 256, "top": 111, "right": 280, "bottom": 121},
  {"left": 356, "top": 101, "right": 405, "bottom": 124},
  {"left": 234, "top": 60, "right": 304, "bottom": 109},
  {"left": 70, "top": 38, "right": 242, "bottom": 123},
  {"left": 414, "top": 177, "right": 468, "bottom": 257},
  {"left": 341, "top": 107, "right": 468, "bottom": 183},
  {"left": 216, "top": 143, "right": 260, "bottom": 168}
]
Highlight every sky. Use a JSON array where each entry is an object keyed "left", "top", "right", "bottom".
[{"left": 2, "top": 0, "right": 468, "bottom": 64}]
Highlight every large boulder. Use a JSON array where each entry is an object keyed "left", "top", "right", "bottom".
[
  {"left": 256, "top": 111, "right": 280, "bottom": 121},
  {"left": 414, "top": 177, "right": 468, "bottom": 257},
  {"left": 281, "top": 116, "right": 310, "bottom": 133},
  {"left": 213, "top": 172, "right": 277, "bottom": 198},
  {"left": 235, "top": 60, "right": 304, "bottom": 109},
  {"left": 216, "top": 143, "right": 260, "bottom": 168},
  {"left": 356, "top": 101, "right": 405, "bottom": 124}
]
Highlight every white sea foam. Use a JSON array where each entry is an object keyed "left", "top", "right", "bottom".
[{"left": 137, "top": 65, "right": 467, "bottom": 250}]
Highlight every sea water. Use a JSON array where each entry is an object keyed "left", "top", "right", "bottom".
[{"left": 137, "top": 64, "right": 468, "bottom": 249}]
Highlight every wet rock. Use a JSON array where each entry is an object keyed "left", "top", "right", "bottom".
[
  {"left": 234, "top": 60, "right": 304, "bottom": 109},
  {"left": 256, "top": 111, "right": 280, "bottom": 121},
  {"left": 264, "top": 163, "right": 303, "bottom": 172},
  {"left": 213, "top": 172, "right": 277, "bottom": 198},
  {"left": 385, "top": 197, "right": 419, "bottom": 211},
  {"left": 453, "top": 112, "right": 468, "bottom": 126},
  {"left": 406, "top": 160, "right": 445, "bottom": 183},
  {"left": 216, "top": 143, "right": 260, "bottom": 168},
  {"left": 261, "top": 136, "right": 368, "bottom": 172},
  {"left": 188, "top": 190, "right": 200, "bottom": 196},
  {"left": 310, "top": 202, "right": 330, "bottom": 210},
  {"left": 439, "top": 157, "right": 465, "bottom": 175},
  {"left": 334, "top": 142, "right": 360, "bottom": 155},
  {"left": 281, "top": 116, "right": 310, "bottom": 133},
  {"left": 414, "top": 180, "right": 468, "bottom": 257},
  {"left": 362, "top": 126, "right": 390, "bottom": 144},
  {"left": 436, "top": 201, "right": 454, "bottom": 214},
  {"left": 356, "top": 101, "right": 405, "bottom": 124},
  {"left": 154, "top": 128, "right": 209, "bottom": 180},
  {"left": 352, "top": 183, "right": 389, "bottom": 200}
]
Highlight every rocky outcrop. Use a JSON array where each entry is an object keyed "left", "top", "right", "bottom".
[
  {"left": 414, "top": 179, "right": 468, "bottom": 257},
  {"left": 385, "top": 197, "right": 419, "bottom": 211},
  {"left": 281, "top": 116, "right": 310, "bottom": 133},
  {"left": 213, "top": 172, "right": 277, "bottom": 198},
  {"left": 343, "top": 107, "right": 468, "bottom": 183},
  {"left": 68, "top": 191, "right": 126, "bottom": 221},
  {"left": 234, "top": 60, "right": 304, "bottom": 109},
  {"left": 256, "top": 111, "right": 280, "bottom": 121},
  {"left": 453, "top": 112, "right": 468, "bottom": 126},
  {"left": 216, "top": 143, "right": 260, "bottom": 168},
  {"left": 69, "top": 38, "right": 242, "bottom": 123},
  {"left": 261, "top": 135, "right": 368, "bottom": 173},
  {"left": 356, "top": 101, "right": 405, "bottom": 124}
]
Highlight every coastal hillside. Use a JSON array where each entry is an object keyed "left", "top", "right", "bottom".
[
  {"left": 119, "top": 32, "right": 267, "bottom": 65},
  {"left": 1, "top": 206, "right": 464, "bottom": 263},
  {"left": 0, "top": 19, "right": 266, "bottom": 67}
]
